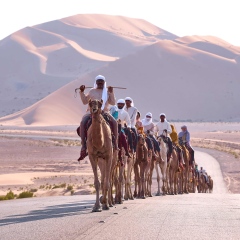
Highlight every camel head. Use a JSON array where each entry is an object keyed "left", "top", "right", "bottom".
[
  {"left": 89, "top": 99, "right": 103, "bottom": 114},
  {"left": 138, "top": 134, "right": 145, "bottom": 145},
  {"left": 157, "top": 135, "right": 164, "bottom": 144}
]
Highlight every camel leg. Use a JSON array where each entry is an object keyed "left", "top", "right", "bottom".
[
  {"left": 101, "top": 155, "right": 112, "bottom": 210},
  {"left": 90, "top": 156, "right": 102, "bottom": 212},
  {"left": 118, "top": 163, "right": 124, "bottom": 204},
  {"left": 168, "top": 168, "right": 173, "bottom": 195},
  {"left": 148, "top": 159, "right": 155, "bottom": 197},
  {"left": 139, "top": 162, "right": 145, "bottom": 199},
  {"left": 115, "top": 164, "right": 122, "bottom": 204},
  {"left": 160, "top": 163, "right": 167, "bottom": 195},
  {"left": 184, "top": 167, "right": 189, "bottom": 194},
  {"left": 128, "top": 157, "right": 134, "bottom": 200},
  {"left": 113, "top": 166, "right": 119, "bottom": 204},
  {"left": 133, "top": 162, "right": 140, "bottom": 198},
  {"left": 155, "top": 162, "right": 161, "bottom": 196},
  {"left": 109, "top": 150, "right": 117, "bottom": 206},
  {"left": 124, "top": 157, "right": 130, "bottom": 200}
]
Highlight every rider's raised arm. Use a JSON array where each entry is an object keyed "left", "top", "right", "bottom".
[
  {"left": 107, "top": 91, "right": 116, "bottom": 105},
  {"left": 79, "top": 91, "right": 89, "bottom": 105}
]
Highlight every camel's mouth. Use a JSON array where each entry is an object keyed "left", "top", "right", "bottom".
[{"left": 92, "top": 108, "right": 98, "bottom": 113}]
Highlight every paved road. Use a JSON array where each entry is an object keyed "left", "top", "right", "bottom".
[{"left": 0, "top": 151, "right": 239, "bottom": 240}]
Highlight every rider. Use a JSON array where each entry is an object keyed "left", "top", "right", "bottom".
[
  {"left": 142, "top": 112, "right": 161, "bottom": 159},
  {"left": 112, "top": 99, "right": 132, "bottom": 162},
  {"left": 155, "top": 113, "right": 173, "bottom": 161},
  {"left": 178, "top": 125, "right": 195, "bottom": 165},
  {"left": 169, "top": 124, "right": 184, "bottom": 169},
  {"left": 77, "top": 75, "right": 118, "bottom": 161},
  {"left": 136, "top": 111, "right": 144, "bottom": 135},
  {"left": 124, "top": 97, "right": 138, "bottom": 152},
  {"left": 199, "top": 167, "right": 209, "bottom": 183}
]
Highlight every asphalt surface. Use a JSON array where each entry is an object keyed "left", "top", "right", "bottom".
[{"left": 0, "top": 150, "right": 240, "bottom": 240}]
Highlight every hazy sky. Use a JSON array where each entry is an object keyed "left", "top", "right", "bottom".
[{"left": 1, "top": 0, "right": 239, "bottom": 46}]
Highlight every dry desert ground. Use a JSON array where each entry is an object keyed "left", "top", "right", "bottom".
[{"left": 0, "top": 122, "right": 240, "bottom": 199}]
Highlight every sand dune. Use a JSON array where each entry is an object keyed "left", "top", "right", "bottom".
[
  {"left": 1, "top": 34, "right": 240, "bottom": 125},
  {"left": 0, "top": 14, "right": 240, "bottom": 124},
  {"left": 0, "top": 14, "right": 173, "bottom": 117}
]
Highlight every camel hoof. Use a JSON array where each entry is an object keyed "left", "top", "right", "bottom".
[
  {"left": 155, "top": 192, "right": 160, "bottom": 196},
  {"left": 141, "top": 196, "right": 146, "bottom": 199},
  {"left": 149, "top": 194, "right": 153, "bottom": 197},
  {"left": 92, "top": 206, "right": 102, "bottom": 212},
  {"left": 109, "top": 204, "right": 114, "bottom": 207},
  {"left": 129, "top": 197, "right": 134, "bottom": 200},
  {"left": 102, "top": 204, "right": 110, "bottom": 210},
  {"left": 124, "top": 196, "right": 128, "bottom": 201}
]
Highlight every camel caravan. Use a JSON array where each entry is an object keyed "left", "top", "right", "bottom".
[{"left": 76, "top": 75, "right": 214, "bottom": 212}]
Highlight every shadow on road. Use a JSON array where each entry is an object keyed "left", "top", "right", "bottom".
[{"left": 0, "top": 200, "right": 95, "bottom": 226}]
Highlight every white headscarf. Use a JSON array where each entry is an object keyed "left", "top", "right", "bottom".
[
  {"left": 117, "top": 99, "right": 125, "bottom": 114},
  {"left": 117, "top": 99, "right": 125, "bottom": 104},
  {"left": 159, "top": 113, "right": 167, "bottom": 122},
  {"left": 142, "top": 112, "right": 153, "bottom": 126},
  {"left": 125, "top": 97, "right": 134, "bottom": 106},
  {"left": 94, "top": 75, "right": 107, "bottom": 110}
]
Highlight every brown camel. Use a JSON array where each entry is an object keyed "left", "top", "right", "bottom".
[
  {"left": 180, "top": 145, "right": 191, "bottom": 194},
  {"left": 123, "top": 151, "right": 135, "bottom": 200},
  {"left": 113, "top": 147, "right": 125, "bottom": 204},
  {"left": 208, "top": 175, "right": 213, "bottom": 193},
  {"left": 134, "top": 134, "right": 149, "bottom": 198},
  {"left": 167, "top": 148, "right": 179, "bottom": 195},
  {"left": 155, "top": 135, "right": 168, "bottom": 195},
  {"left": 199, "top": 174, "right": 209, "bottom": 193},
  {"left": 188, "top": 163, "right": 198, "bottom": 193},
  {"left": 87, "top": 99, "right": 113, "bottom": 212}
]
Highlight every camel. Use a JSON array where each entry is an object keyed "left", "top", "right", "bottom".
[
  {"left": 134, "top": 134, "right": 149, "bottom": 199},
  {"left": 145, "top": 148, "right": 155, "bottom": 197},
  {"left": 188, "top": 163, "right": 198, "bottom": 193},
  {"left": 199, "top": 174, "right": 209, "bottom": 193},
  {"left": 113, "top": 148, "right": 128, "bottom": 204},
  {"left": 180, "top": 145, "right": 191, "bottom": 194},
  {"left": 167, "top": 148, "right": 179, "bottom": 195},
  {"left": 87, "top": 99, "right": 113, "bottom": 212},
  {"left": 208, "top": 175, "right": 213, "bottom": 193},
  {"left": 113, "top": 130, "right": 135, "bottom": 204},
  {"left": 123, "top": 151, "right": 135, "bottom": 200},
  {"left": 155, "top": 135, "right": 168, "bottom": 195}
]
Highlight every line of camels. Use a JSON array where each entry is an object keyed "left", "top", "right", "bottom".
[{"left": 86, "top": 99, "right": 214, "bottom": 212}]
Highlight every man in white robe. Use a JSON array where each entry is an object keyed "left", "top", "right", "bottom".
[
  {"left": 124, "top": 97, "right": 138, "bottom": 152},
  {"left": 77, "top": 75, "right": 117, "bottom": 161},
  {"left": 155, "top": 113, "right": 173, "bottom": 161}
]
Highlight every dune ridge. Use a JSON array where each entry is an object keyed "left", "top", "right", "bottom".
[{"left": 0, "top": 14, "right": 240, "bottom": 124}]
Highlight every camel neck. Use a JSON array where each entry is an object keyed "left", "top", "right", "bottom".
[{"left": 91, "top": 113, "right": 104, "bottom": 148}]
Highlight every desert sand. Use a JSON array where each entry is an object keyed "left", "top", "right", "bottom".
[{"left": 0, "top": 122, "right": 240, "bottom": 198}]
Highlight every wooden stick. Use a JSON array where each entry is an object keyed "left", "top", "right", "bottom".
[{"left": 75, "top": 86, "right": 126, "bottom": 92}]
